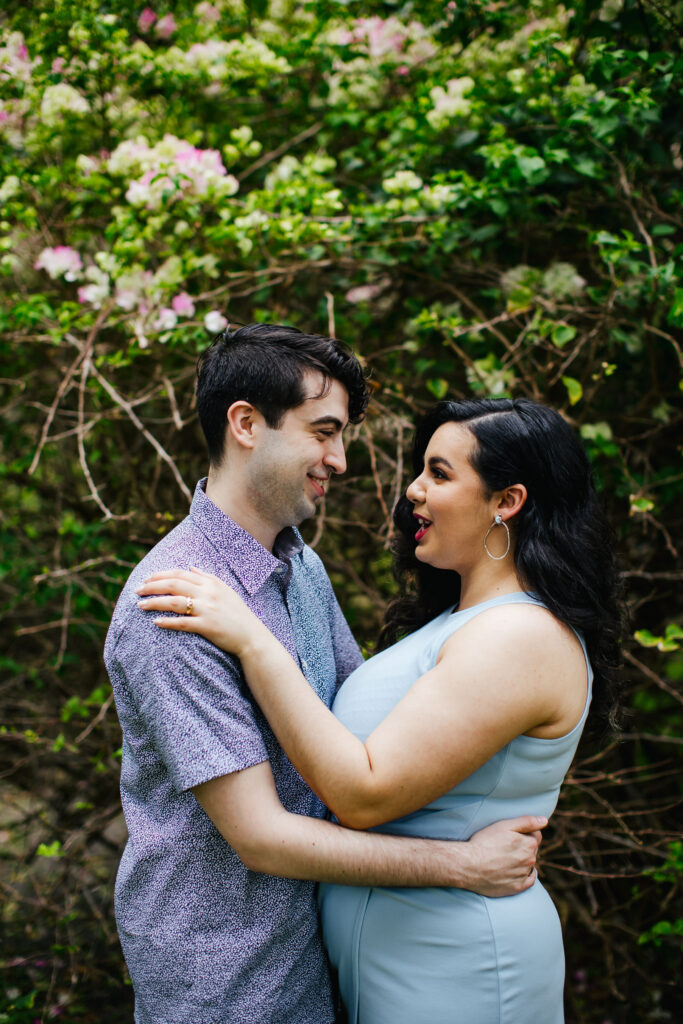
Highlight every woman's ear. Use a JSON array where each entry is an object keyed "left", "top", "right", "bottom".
[{"left": 496, "top": 483, "right": 527, "bottom": 522}]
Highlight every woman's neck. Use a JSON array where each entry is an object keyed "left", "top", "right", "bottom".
[{"left": 457, "top": 560, "right": 522, "bottom": 611}]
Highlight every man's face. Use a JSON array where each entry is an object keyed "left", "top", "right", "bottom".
[{"left": 245, "top": 371, "right": 350, "bottom": 534}]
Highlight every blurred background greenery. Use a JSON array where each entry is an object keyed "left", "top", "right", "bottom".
[{"left": 0, "top": 0, "right": 681, "bottom": 1020}]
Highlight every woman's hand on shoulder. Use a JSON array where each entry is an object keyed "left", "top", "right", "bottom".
[{"left": 135, "top": 568, "right": 268, "bottom": 657}]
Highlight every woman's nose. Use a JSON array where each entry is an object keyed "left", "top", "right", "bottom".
[{"left": 406, "top": 475, "right": 425, "bottom": 503}]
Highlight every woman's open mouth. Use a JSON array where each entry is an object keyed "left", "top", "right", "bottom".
[{"left": 414, "top": 515, "right": 432, "bottom": 542}]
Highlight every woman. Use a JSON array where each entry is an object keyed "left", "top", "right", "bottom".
[{"left": 136, "top": 397, "right": 622, "bottom": 1024}]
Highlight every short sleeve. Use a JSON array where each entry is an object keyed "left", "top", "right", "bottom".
[{"left": 109, "top": 608, "right": 268, "bottom": 793}]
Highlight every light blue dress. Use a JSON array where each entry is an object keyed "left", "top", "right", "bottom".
[{"left": 319, "top": 592, "right": 592, "bottom": 1024}]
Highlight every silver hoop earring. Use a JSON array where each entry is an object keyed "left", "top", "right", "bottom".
[{"left": 483, "top": 514, "right": 510, "bottom": 560}]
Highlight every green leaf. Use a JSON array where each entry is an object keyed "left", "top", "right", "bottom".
[
  {"left": 630, "top": 495, "right": 655, "bottom": 515},
  {"left": 551, "top": 324, "right": 577, "bottom": 347},
  {"left": 36, "top": 841, "right": 62, "bottom": 857},
  {"left": 426, "top": 378, "right": 449, "bottom": 399},
  {"left": 561, "top": 376, "right": 583, "bottom": 405}
]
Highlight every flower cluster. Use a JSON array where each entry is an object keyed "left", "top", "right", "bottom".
[
  {"left": 34, "top": 247, "right": 83, "bottom": 281},
  {"left": 40, "top": 83, "right": 90, "bottom": 125},
  {"left": 335, "top": 16, "right": 435, "bottom": 64},
  {"left": 155, "top": 36, "right": 290, "bottom": 85},
  {"left": 427, "top": 77, "right": 475, "bottom": 130},
  {"left": 106, "top": 135, "right": 239, "bottom": 211},
  {"left": 0, "top": 31, "right": 36, "bottom": 84}
]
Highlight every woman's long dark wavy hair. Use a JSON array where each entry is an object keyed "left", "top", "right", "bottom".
[{"left": 378, "top": 397, "right": 624, "bottom": 737}]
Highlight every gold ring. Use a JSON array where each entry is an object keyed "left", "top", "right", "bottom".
[{"left": 185, "top": 596, "right": 194, "bottom": 615}]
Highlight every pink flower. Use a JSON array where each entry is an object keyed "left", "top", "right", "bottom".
[
  {"left": 155, "top": 14, "right": 177, "bottom": 40},
  {"left": 172, "top": 292, "right": 195, "bottom": 317},
  {"left": 345, "top": 281, "right": 387, "bottom": 304},
  {"left": 195, "top": 1, "right": 220, "bottom": 22},
  {"left": 137, "top": 7, "right": 157, "bottom": 32},
  {"left": 51, "top": 57, "right": 66, "bottom": 73},
  {"left": 34, "top": 246, "right": 83, "bottom": 281}
]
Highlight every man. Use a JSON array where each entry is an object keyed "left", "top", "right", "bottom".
[{"left": 105, "top": 323, "right": 545, "bottom": 1024}]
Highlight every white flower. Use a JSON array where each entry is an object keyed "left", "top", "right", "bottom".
[
  {"left": 427, "top": 77, "right": 474, "bottom": 130},
  {"left": 420, "top": 183, "right": 456, "bottom": 210},
  {"left": 40, "top": 83, "right": 90, "bottom": 124},
  {"left": 77, "top": 265, "right": 110, "bottom": 307},
  {"left": 75, "top": 154, "right": 99, "bottom": 177},
  {"left": 111, "top": 134, "right": 237, "bottom": 210},
  {"left": 154, "top": 308, "right": 178, "bottom": 331},
  {"left": 382, "top": 169, "right": 423, "bottom": 195},
  {"left": 114, "top": 270, "right": 152, "bottom": 310},
  {"left": 34, "top": 246, "right": 83, "bottom": 281},
  {"left": 204, "top": 310, "right": 228, "bottom": 333},
  {"left": 0, "top": 174, "right": 20, "bottom": 202}
]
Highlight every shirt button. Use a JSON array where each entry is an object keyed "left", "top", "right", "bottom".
[{"left": 274, "top": 566, "right": 285, "bottom": 575}]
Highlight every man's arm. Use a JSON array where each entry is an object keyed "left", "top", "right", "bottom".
[{"left": 194, "top": 761, "right": 546, "bottom": 897}]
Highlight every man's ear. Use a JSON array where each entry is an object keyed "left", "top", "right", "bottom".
[
  {"left": 226, "top": 401, "right": 263, "bottom": 450},
  {"left": 496, "top": 483, "right": 527, "bottom": 522}
]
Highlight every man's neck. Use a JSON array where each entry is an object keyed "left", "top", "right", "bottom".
[{"left": 205, "top": 469, "right": 278, "bottom": 552}]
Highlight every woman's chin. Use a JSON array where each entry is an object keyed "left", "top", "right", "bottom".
[{"left": 415, "top": 544, "right": 435, "bottom": 566}]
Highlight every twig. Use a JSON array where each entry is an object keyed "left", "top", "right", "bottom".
[
  {"left": 65, "top": 340, "right": 193, "bottom": 505},
  {"left": 28, "top": 348, "right": 86, "bottom": 476},
  {"left": 54, "top": 580, "right": 72, "bottom": 672},
  {"left": 162, "top": 375, "right": 185, "bottom": 430},
  {"left": 624, "top": 649, "right": 683, "bottom": 707},
  {"left": 77, "top": 346, "right": 124, "bottom": 520},
  {"left": 74, "top": 692, "right": 114, "bottom": 744},
  {"left": 33, "top": 556, "right": 136, "bottom": 584},
  {"left": 239, "top": 121, "right": 323, "bottom": 181},
  {"left": 362, "top": 422, "right": 392, "bottom": 535},
  {"left": 325, "top": 291, "right": 336, "bottom": 339}
]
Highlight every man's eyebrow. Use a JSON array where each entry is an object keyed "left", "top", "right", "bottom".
[
  {"left": 427, "top": 455, "right": 453, "bottom": 470},
  {"left": 310, "top": 416, "right": 346, "bottom": 430}
]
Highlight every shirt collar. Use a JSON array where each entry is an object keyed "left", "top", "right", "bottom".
[{"left": 188, "top": 479, "right": 304, "bottom": 596}]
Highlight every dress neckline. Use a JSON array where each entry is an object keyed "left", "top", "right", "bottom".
[{"left": 449, "top": 590, "right": 535, "bottom": 615}]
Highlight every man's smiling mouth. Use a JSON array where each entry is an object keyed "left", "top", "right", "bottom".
[{"left": 308, "top": 475, "right": 327, "bottom": 498}]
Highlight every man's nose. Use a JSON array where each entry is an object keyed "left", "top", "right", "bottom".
[{"left": 324, "top": 436, "right": 347, "bottom": 475}]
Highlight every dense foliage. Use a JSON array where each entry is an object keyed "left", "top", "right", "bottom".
[{"left": 1, "top": 1, "right": 681, "bottom": 1020}]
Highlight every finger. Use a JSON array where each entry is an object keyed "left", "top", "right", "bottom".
[
  {"left": 528, "top": 830, "right": 543, "bottom": 846},
  {"left": 136, "top": 578, "right": 202, "bottom": 597},
  {"left": 143, "top": 569, "right": 198, "bottom": 583},
  {"left": 153, "top": 615, "right": 196, "bottom": 631},
  {"left": 508, "top": 815, "right": 548, "bottom": 834},
  {"left": 138, "top": 596, "right": 194, "bottom": 614},
  {"left": 522, "top": 867, "right": 537, "bottom": 889},
  {"left": 190, "top": 567, "right": 216, "bottom": 579}
]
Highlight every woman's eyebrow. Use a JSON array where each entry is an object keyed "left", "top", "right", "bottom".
[{"left": 427, "top": 455, "right": 453, "bottom": 470}]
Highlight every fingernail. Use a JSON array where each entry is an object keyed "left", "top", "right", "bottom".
[{"left": 536, "top": 816, "right": 548, "bottom": 826}]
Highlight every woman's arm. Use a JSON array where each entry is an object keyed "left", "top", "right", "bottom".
[{"left": 137, "top": 570, "right": 581, "bottom": 829}]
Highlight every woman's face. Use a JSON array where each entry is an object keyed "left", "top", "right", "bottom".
[{"left": 405, "top": 421, "right": 500, "bottom": 572}]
